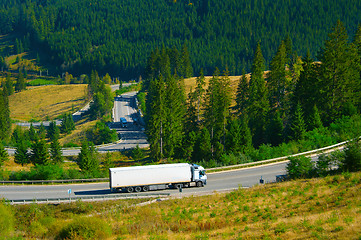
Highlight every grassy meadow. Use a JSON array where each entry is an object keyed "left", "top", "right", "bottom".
[
  {"left": 9, "top": 84, "right": 88, "bottom": 121},
  {"left": 1, "top": 171, "right": 360, "bottom": 239}
]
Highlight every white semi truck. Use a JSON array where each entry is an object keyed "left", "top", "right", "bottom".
[{"left": 109, "top": 163, "right": 207, "bottom": 193}]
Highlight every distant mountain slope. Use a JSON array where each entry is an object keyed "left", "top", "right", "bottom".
[{"left": 0, "top": 0, "right": 360, "bottom": 78}]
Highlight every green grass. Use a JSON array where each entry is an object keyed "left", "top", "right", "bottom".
[{"left": 27, "top": 78, "right": 58, "bottom": 86}]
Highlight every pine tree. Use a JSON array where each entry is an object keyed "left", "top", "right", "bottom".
[
  {"left": 204, "top": 68, "right": 232, "bottom": 157},
  {"left": 179, "top": 43, "right": 193, "bottom": 78},
  {"left": 30, "top": 139, "right": 49, "bottom": 165},
  {"left": 15, "top": 71, "right": 26, "bottom": 92},
  {"left": 28, "top": 123, "right": 38, "bottom": 142},
  {"left": 307, "top": 105, "right": 323, "bottom": 130},
  {"left": 235, "top": 68, "right": 249, "bottom": 115},
  {"left": 61, "top": 113, "right": 75, "bottom": 134},
  {"left": 50, "top": 137, "right": 63, "bottom": 164},
  {"left": 268, "top": 41, "right": 287, "bottom": 111},
  {"left": 38, "top": 123, "right": 46, "bottom": 140},
  {"left": 0, "top": 143, "right": 9, "bottom": 167},
  {"left": 14, "top": 138, "right": 29, "bottom": 166},
  {"left": 0, "top": 89, "right": 11, "bottom": 141},
  {"left": 290, "top": 102, "right": 306, "bottom": 140},
  {"left": 146, "top": 75, "right": 166, "bottom": 161},
  {"left": 248, "top": 42, "right": 270, "bottom": 147},
  {"left": 163, "top": 75, "right": 186, "bottom": 158},
  {"left": 47, "top": 121, "right": 60, "bottom": 141},
  {"left": 4, "top": 74, "right": 14, "bottom": 96},
  {"left": 77, "top": 141, "right": 98, "bottom": 173},
  {"left": 292, "top": 51, "right": 321, "bottom": 122},
  {"left": 318, "top": 20, "right": 361, "bottom": 123}
]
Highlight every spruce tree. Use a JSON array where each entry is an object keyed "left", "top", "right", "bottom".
[
  {"left": 146, "top": 75, "right": 166, "bottom": 161},
  {"left": 38, "top": 123, "right": 46, "bottom": 140},
  {"left": 180, "top": 43, "right": 193, "bottom": 78},
  {"left": 235, "top": 68, "right": 249, "bottom": 115},
  {"left": 307, "top": 105, "right": 323, "bottom": 130},
  {"left": 50, "top": 137, "right": 63, "bottom": 164},
  {"left": 163, "top": 75, "right": 186, "bottom": 158},
  {"left": 47, "top": 121, "right": 60, "bottom": 141},
  {"left": 4, "top": 74, "right": 14, "bottom": 96},
  {"left": 0, "top": 143, "right": 9, "bottom": 167},
  {"left": 28, "top": 123, "right": 38, "bottom": 143},
  {"left": 0, "top": 89, "right": 11, "bottom": 141},
  {"left": 248, "top": 42, "right": 270, "bottom": 147},
  {"left": 192, "top": 127, "right": 212, "bottom": 163},
  {"left": 195, "top": 69, "right": 205, "bottom": 122},
  {"left": 77, "top": 141, "right": 98, "bottom": 173},
  {"left": 268, "top": 41, "right": 287, "bottom": 111},
  {"left": 290, "top": 103, "right": 306, "bottom": 140},
  {"left": 318, "top": 20, "right": 361, "bottom": 123},
  {"left": 15, "top": 71, "right": 26, "bottom": 92},
  {"left": 30, "top": 139, "right": 49, "bottom": 165},
  {"left": 14, "top": 138, "right": 29, "bottom": 166}
]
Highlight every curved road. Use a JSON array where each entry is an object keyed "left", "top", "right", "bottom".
[
  {"left": 0, "top": 161, "right": 287, "bottom": 201},
  {"left": 7, "top": 89, "right": 149, "bottom": 156}
]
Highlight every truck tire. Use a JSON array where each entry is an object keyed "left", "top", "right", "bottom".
[
  {"left": 135, "top": 186, "right": 142, "bottom": 192},
  {"left": 126, "top": 187, "right": 134, "bottom": 193},
  {"left": 142, "top": 186, "right": 149, "bottom": 192},
  {"left": 196, "top": 181, "right": 203, "bottom": 187}
]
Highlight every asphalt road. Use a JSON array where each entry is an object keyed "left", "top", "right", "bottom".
[
  {"left": 0, "top": 161, "right": 287, "bottom": 201},
  {"left": 8, "top": 87, "right": 149, "bottom": 156}
]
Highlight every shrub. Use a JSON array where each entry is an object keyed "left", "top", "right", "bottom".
[
  {"left": 343, "top": 140, "right": 361, "bottom": 172},
  {"left": 286, "top": 156, "right": 313, "bottom": 179},
  {"left": 58, "top": 216, "right": 111, "bottom": 240}
]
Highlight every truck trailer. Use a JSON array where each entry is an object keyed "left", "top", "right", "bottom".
[{"left": 109, "top": 163, "right": 207, "bottom": 193}]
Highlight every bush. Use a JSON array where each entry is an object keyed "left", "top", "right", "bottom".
[
  {"left": 0, "top": 202, "right": 15, "bottom": 239},
  {"left": 58, "top": 216, "right": 111, "bottom": 240},
  {"left": 286, "top": 156, "right": 313, "bottom": 179},
  {"left": 343, "top": 140, "right": 361, "bottom": 172}
]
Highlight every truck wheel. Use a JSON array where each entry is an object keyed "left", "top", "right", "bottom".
[
  {"left": 126, "top": 187, "right": 134, "bottom": 193},
  {"left": 184, "top": 183, "right": 190, "bottom": 188},
  {"left": 196, "top": 181, "right": 203, "bottom": 187},
  {"left": 135, "top": 186, "right": 142, "bottom": 192},
  {"left": 142, "top": 186, "right": 149, "bottom": 192}
]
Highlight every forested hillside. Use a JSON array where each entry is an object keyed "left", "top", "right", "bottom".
[{"left": 0, "top": 0, "right": 360, "bottom": 78}]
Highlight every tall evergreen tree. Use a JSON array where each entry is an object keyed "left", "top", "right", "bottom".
[
  {"left": 146, "top": 75, "right": 166, "bottom": 161},
  {"left": 179, "top": 43, "right": 193, "bottom": 78},
  {"left": 292, "top": 51, "right": 321, "bottom": 122},
  {"left": 192, "top": 127, "right": 212, "bottom": 163},
  {"left": 30, "top": 139, "right": 49, "bottom": 165},
  {"left": 289, "top": 102, "right": 306, "bottom": 140},
  {"left": 47, "top": 121, "right": 60, "bottom": 141},
  {"left": 15, "top": 71, "right": 26, "bottom": 92},
  {"left": 226, "top": 117, "right": 252, "bottom": 154},
  {"left": 248, "top": 42, "right": 270, "bottom": 147},
  {"left": 0, "top": 143, "right": 9, "bottom": 167},
  {"left": 204, "top": 68, "right": 232, "bottom": 157},
  {"left": 77, "top": 141, "right": 98, "bottom": 173},
  {"left": 60, "top": 113, "right": 75, "bottom": 134},
  {"left": 0, "top": 89, "right": 11, "bottom": 141},
  {"left": 28, "top": 123, "right": 38, "bottom": 142},
  {"left": 318, "top": 20, "right": 361, "bottom": 123},
  {"left": 50, "top": 137, "right": 63, "bottom": 164},
  {"left": 163, "top": 75, "right": 186, "bottom": 158},
  {"left": 268, "top": 41, "right": 288, "bottom": 111},
  {"left": 14, "top": 137, "right": 29, "bottom": 166},
  {"left": 307, "top": 104, "right": 323, "bottom": 130},
  {"left": 235, "top": 68, "right": 249, "bottom": 115},
  {"left": 4, "top": 74, "right": 14, "bottom": 96}
]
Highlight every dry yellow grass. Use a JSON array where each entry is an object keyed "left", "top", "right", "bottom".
[
  {"left": 5, "top": 171, "right": 360, "bottom": 239},
  {"left": 9, "top": 84, "right": 88, "bottom": 121},
  {"left": 59, "top": 118, "right": 98, "bottom": 146}
]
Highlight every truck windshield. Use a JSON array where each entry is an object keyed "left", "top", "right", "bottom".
[{"left": 199, "top": 170, "right": 205, "bottom": 177}]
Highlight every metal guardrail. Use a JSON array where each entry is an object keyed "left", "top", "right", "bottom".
[
  {"left": 0, "top": 138, "right": 351, "bottom": 184},
  {"left": 0, "top": 178, "right": 108, "bottom": 185},
  {"left": 8, "top": 193, "right": 171, "bottom": 204},
  {"left": 207, "top": 139, "right": 348, "bottom": 172}
]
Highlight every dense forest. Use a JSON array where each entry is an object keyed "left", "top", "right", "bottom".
[
  {"left": 0, "top": 0, "right": 361, "bottom": 78},
  {"left": 143, "top": 21, "right": 361, "bottom": 166}
]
